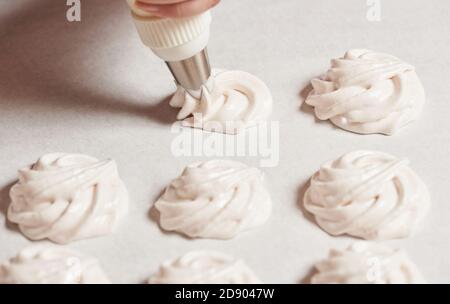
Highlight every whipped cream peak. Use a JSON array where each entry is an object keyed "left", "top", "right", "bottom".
[
  {"left": 0, "top": 245, "right": 110, "bottom": 284},
  {"left": 155, "top": 160, "right": 272, "bottom": 239},
  {"left": 8, "top": 153, "right": 129, "bottom": 244},
  {"left": 173, "top": 160, "right": 262, "bottom": 198},
  {"left": 311, "top": 242, "right": 426, "bottom": 284},
  {"left": 304, "top": 150, "right": 430, "bottom": 240},
  {"left": 170, "top": 70, "right": 273, "bottom": 134},
  {"left": 306, "top": 49, "right": 425, "bottom": 135},
  {"left": 149, "top": 251, "right": 261, "bottom": 284}
]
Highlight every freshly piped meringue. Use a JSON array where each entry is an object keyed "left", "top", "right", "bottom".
[
  {"left": 304, "top": 150, "right": 430, "bottom": 240},
  {"left": 305, "top": 49, "right": 425, "bottom": 135},
  {"left": 8, "top": 153, "right": 129, "bottom": 244},
  {"left": 0, "top": 245, "right": 110, "bottom": 284},
  {"left": 149, "top": 251, "right": 261, "bottom": 284},
  {"left": 311, "top": 242, "right": 425, "bottom": 284},
  {"left": 154, "top": 160, "right": 272, "bottom": 239},
  {"left": 170, "top": 70, "right": 273, "bottom": 134}
]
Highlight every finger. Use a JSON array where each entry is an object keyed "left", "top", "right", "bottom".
[
  {"left": 136, "top": 0, "right": 186, "bottom": 4},
  {"left": 136, "top": 0, "right": 220, "bottom": 18}
]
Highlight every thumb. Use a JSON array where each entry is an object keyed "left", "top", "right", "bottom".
[{"left": 136, "top": 0, "right": 220, "bottom": 18}]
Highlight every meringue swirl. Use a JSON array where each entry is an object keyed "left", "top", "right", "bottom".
[
  {"left": 149, "top": 251, "right": 261, "bottom": 284},
  {"left": 0, "top": 245, "right": 110, "bottom": 284},
  {"left": 8, "top": 153, "right": 129, "bottom": 244},
  {"left": 311, "top": 242, "right": 425, "bottom": 284},
  {"left": 155, "top": 160, "right": 272, "bottom": 239},
  {"left": 170, "top": 70, "right": 273, "bottom": 134},
  {"left": 305, "top": 49, "right": 425, "bottom": 135},
  {"left": 304, "top": 150, "right": 430, "bottom": 240}
]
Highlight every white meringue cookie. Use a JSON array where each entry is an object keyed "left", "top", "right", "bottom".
[
  {"left": 311, "top": 242, "right": 425, "bottom": 284},
  {"left": 170, "top": 70, "right": 273, "bottom": 134},
  {"left": 149, "top": 251, "right": 261, "bottom": 284},
  {"left": 304, "top": 150, "right": 430, "bottom": 240},
  {"left": 305, "top": 49, "right": 425, "bottom": 135},
  {"left": 0, "top": 245, "right": 110, "bottom": 284},
  {"left": 155, "top": 160, "right": 272, "bottom": 239},
  {"left": 8, "top": 153, "right": 129, "bottom": 244}
]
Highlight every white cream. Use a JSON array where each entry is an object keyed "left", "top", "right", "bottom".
[
  {"left": 155, "top": 160, "right": 272, "bottom": 239},
  {"left": 170, "top": 70, "right": 273, "bottom": 134},
  {"left": 304, "top": 150, "right": 430, "bottom": 240},
  {"left": 305, "top": 49, "right": 425, "bottom": 135},
  {"left": 0, "top": 245, "right": 110, "bottom": 284},
  {"left": 311, "top": 242, "right": 425, "bottom": 284},
  {"left": 8, "top": 153, "right": 129, "bottom": 244},
  {"left": 149, "top": 251, "right": 261, "bottom": 284}
]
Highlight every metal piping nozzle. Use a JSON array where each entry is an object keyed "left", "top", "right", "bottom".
[{"left": 166, "top": 48, "right": 212, "bottom": 97}]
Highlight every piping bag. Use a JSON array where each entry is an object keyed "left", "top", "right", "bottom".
[{"left": 126, "top": 0, "right": 214, "bottom": 99}]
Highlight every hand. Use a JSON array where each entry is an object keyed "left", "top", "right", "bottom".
[{"left": 135, "top": 0, "right": 220, "bottom": 18}]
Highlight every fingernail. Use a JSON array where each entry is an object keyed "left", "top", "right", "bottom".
[{"left": 136, "top": 2, "right": 160, "bottom": 13}]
